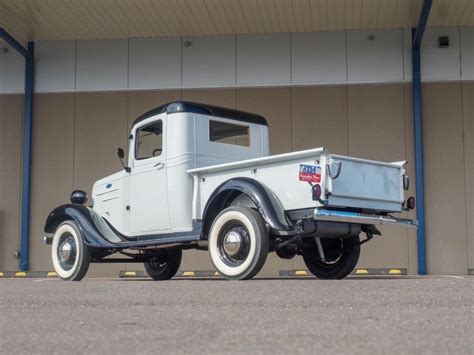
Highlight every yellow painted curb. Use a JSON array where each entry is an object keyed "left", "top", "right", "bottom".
[
  {"left": 15, "top": 272, "right": 27, "bottom": 277},
  {"left": 294, "top": 270, "right": 308, "bottom": 276},
  {"left": 355, "top": 269, "right": 369, "bottom": 275},
  {"left": 47, "top": 272, "right": 57, "bottom": 277},
  {"left": 389, "top": 269, "right": 402, "bottom": 275},
  {"left": 123, "top": 271, "right": 137, "bottom": 277},
  {"left": 182, "top": 271, "right": 195, "bottom": 277}
]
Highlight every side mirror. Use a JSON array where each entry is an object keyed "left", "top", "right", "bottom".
[
  {"left": 117, "top": 147, "right": 131, "bottom": 173},
  {"left": 117, "top": 147, "right": 125, "bottom": 159}
]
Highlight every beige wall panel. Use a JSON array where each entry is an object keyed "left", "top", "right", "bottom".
[
  {"left": 291, "top": 86, "right": 348, "bottom": 154},
  {"left": 348, "top": 84, "right": 409, "bottom": 269},
  {"left": 74, "top": 92, "right": 128, "bottom": 195},
  {"left": 236, "top": 88, "right": 292, "bottom": 155},
  {"left": 0, "top": 95, "right": 22, "bottom": 270},
  {"left": 423, "top": 83, "right": 467, "bottom": 274},
  {"left": 73, "top": 92, "right": 129, "bottom": 277},
  {"left": 29, "top": 94, "right": 75, "bottom": 271},
  {"left": 462, "top": 83, "right": 474, "bottom": 270},
  {"left": 182, "top": 89, "right": 236, "bottom": 108},
  {"left": 403, "top": 85, "right": 418, "bottom": 275}
]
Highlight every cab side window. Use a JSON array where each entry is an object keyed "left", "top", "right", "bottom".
[{"left": 135, "top": 120, "right": 163, "bottom": 160}]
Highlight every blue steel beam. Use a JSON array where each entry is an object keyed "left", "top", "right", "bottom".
[
  {"left": 0, "top": 28, "right": 31, "bottom": 60},
  {"left": 19, "top": 42, "right": 35, "bottom": 271},
  {"left": 412, "top": 0, "right": 432, "bottom": 275},
  {"left": 0, "top": 28, "right": 34, "bottom": 271},
  {"left": 412, "top": 0, "right": 433, "bottom": 49}
]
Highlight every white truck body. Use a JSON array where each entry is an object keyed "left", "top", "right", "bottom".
[
  {"left": 92, "top": 104, "right": 413, "bottom": 237},
  {"left": 46, "top": 101, "right": 416, "bottom": 281}
]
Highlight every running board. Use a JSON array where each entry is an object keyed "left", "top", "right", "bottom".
[{"left": 112, "top": 235, "right": 201, "bottom": 250}]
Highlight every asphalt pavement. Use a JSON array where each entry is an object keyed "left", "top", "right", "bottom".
[{"left": 0, "top": 276, "right": 472, "bottom": 354}]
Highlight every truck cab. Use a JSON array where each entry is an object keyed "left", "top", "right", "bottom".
[{"left": 92, "top": 101, "right": 269, "bottom": 237}]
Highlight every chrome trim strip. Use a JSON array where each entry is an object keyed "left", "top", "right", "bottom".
[{"left": 313, "top": 209, "right": 418, "bottom": 229}]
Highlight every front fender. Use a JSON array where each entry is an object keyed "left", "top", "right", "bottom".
[
  {"left": 201, "top": 177, "right": 293, "bottom": 238},
  {"left": 44, "top": 204, "right": 121, "bottom": 248}
]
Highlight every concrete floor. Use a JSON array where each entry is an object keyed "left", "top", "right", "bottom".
[{"left": 0, "top": 276, "right": 472, "bottom": 354}]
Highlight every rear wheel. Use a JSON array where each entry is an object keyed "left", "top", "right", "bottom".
[
  {"left": 208, "top": 206, "right": 269, "bottom": 280},
  {"left": 51, "top": 221, "right": 91, "bottom": 281},
  {"left": 303, "top": 236, "right": 360, "bottom": 279},
  {"left": 144, "top": 248, "right": 182, "bottom": 280}
]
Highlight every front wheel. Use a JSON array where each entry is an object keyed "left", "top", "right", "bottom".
[
  {"left": 144, "top": 248, "right": 182, "bottom": 280},
  {"left": 51, "top": 221, "right": 91, "bottom": 281},
  {"left": 208, "top": 206, "right": 269, "bottom": 280},
  {"left": 303, "top": 236, "right": 360, "bottom": 279}
]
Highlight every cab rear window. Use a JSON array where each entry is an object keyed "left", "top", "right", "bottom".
[{"left": 209, "top": 120, "right": 250, "bottom": 147}]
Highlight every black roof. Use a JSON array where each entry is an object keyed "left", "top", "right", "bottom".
[{"left": 133, "top": 101, "right": 268, "bottom": 127}]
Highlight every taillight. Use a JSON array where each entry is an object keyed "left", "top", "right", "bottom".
[{"left": 407, "top": 196, "right": 416, "bottom": 210}]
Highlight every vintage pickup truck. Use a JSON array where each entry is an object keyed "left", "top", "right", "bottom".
[{"left": 44, "top": 101, "right": 416, "bottom": 281}]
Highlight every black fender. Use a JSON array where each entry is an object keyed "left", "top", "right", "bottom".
[
  {"left": 44, "top": 204, "right": 122, "bottom": 249},
  {"left": 201, "top": 177, "right": 293, "bottom": 238}
]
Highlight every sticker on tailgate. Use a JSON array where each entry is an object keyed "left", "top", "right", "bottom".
[{"left": 299, "top": 164, "right": 321, "bottom": 183}]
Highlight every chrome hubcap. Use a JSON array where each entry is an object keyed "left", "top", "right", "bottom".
[
  {"left": 218, "top": 222, "right": 251, "bottom": 267},
  {"left": 59, "top": 241, "right": 73, "bottom": 262},
  {"left": 223, "top": 230, "right": 243, "bottom": 257},
  {"left": 57, "top": 234, "right": 77, "bottom": 270}
]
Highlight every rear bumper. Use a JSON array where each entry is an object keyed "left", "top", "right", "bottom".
[{"left": 313, "top": 209, "right": 418, "bottom": 229}]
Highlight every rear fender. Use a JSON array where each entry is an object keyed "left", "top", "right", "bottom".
[{"left": 201, "top": 177, "right": 294, "bottom": 239}]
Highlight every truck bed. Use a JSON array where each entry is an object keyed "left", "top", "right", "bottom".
[{"left": 188, "top": 148, "right": 406, "bottom": 217}]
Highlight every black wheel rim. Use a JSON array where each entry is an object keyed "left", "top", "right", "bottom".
[
  {"left": 311, "top": 239, "right": 344, "bottom": 268},
  {"left": 57, "top": 232, "right": 77, "bottom": 271},
  {"left": 217, "top": 221, "right": 251, "bottom": 267},
  {"left": 148, "top": 253, "right": 168, "bottom": 270}
]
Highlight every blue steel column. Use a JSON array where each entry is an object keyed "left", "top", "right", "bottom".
[
  {"left": 19, "top": 42, "right": 35, "bottom": 271},
  {"left": 412, "top": 0, "right": 432, "bottom": 275},
  {"left": 0, "top": 28, "right": 35, "bottom": 271}
]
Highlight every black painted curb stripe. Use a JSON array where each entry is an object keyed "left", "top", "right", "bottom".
[
  {"left": 119, "top": 270, "right": 221, "bottom": 278},
  {"left": 0, "top": 268, "right": 410, "bottom": 278},
  {"left": 280, "top": 268, "right": 408, "bottom": 276},
  {"left": 0, "top": 271, "right": 58, "bottom": 278}
]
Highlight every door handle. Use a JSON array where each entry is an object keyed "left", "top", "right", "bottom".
[{"left": 154, "top": 162, "right": 164, "bottom": 170}]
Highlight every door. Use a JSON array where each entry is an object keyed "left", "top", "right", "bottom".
[{"left": 129, "top": 118, "right": 171, "bottom": 235}]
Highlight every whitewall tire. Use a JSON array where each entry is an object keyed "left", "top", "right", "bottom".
[
  {"left": 208, "top": 206, "right": 269, "bottom": 280},
  {"left": 51, "top": 221, "right": 91, "bottom": 281}
]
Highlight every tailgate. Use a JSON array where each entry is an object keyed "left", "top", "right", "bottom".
[{"left": 326, "top": 155, "right": 405, "bottom": 212}]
